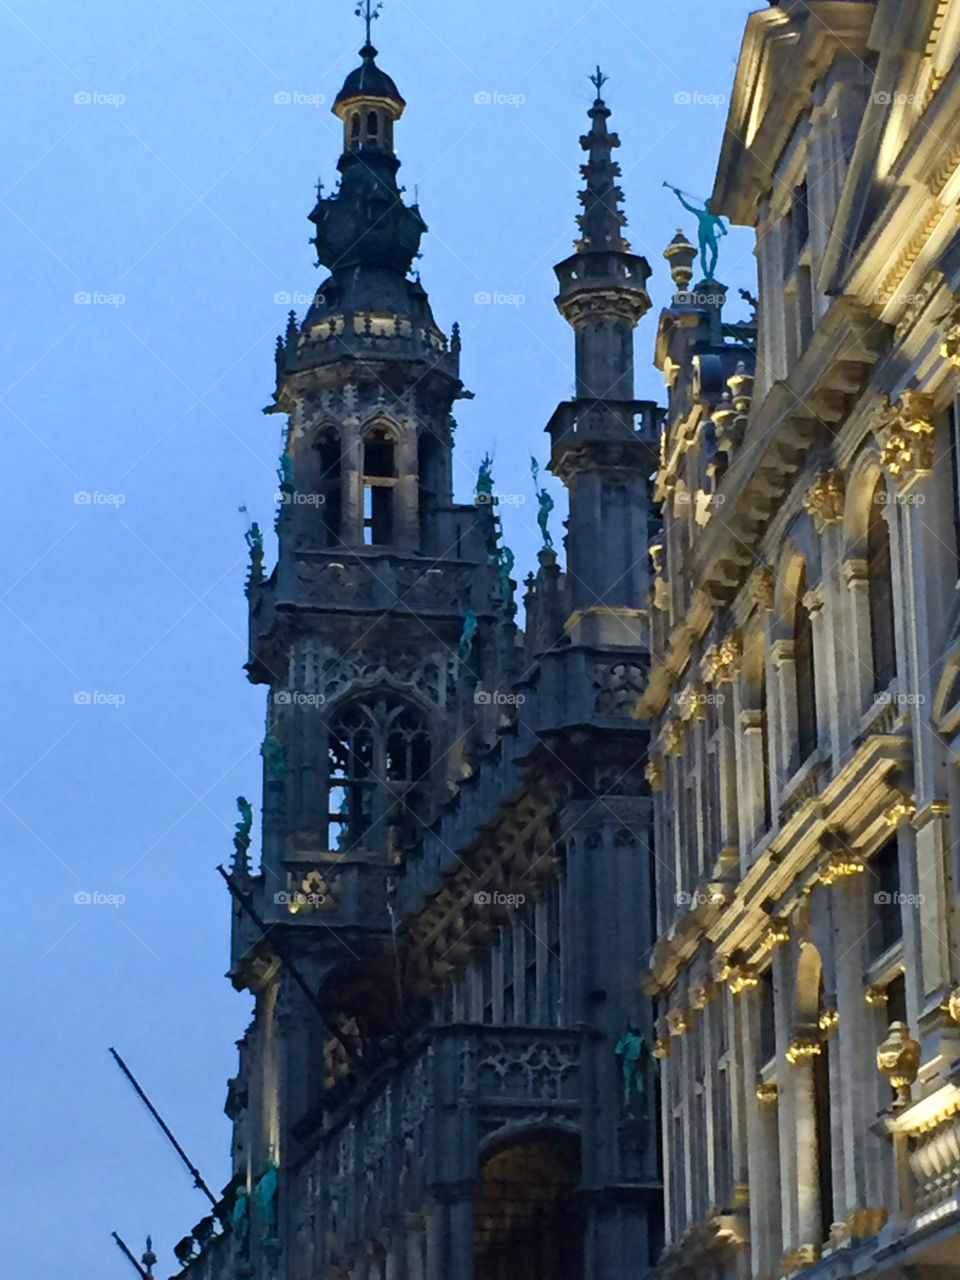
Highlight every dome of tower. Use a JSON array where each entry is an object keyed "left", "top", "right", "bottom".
[{"left": 334, "top": 44, "right": 405, "bottom": 110}]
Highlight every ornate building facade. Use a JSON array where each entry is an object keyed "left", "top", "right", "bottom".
[
  {"left": 168, "top": 32, "right": 662, "bottom": 1280},
  {"left": 645, "top": 2, "right": 960, "bottom": 1278}
]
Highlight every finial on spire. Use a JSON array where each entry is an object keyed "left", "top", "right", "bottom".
[
  {"left": 355, "top": 0, "right": 383, "bottom": 48},
  {"left": 590, "top": 66, "right": 608, "bottom": 96}
]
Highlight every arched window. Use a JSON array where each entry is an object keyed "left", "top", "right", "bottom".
[
  {"left": 867, "top": 477, "right": 896, "bottom": 691},
  {"left": 327, "top": 696, "right": 431, "bottom": 855},
  {"left": 362, "top": 427, "right": 397, "bottom": 544},
  {"left": 315, "top": 427, "right": 342, "bottom": 547},
  {"left": 794, "top": 565, "right": 818, "bottom": 766},
  {"left": 366, "top": 110, "right": 379, "bottom": 144},
  {"left": 350, "top": 112, "right": 361, "bottom": 144}
]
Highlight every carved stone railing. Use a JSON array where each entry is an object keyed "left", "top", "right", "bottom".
[
  {"left": 279, "top": 311, "right": 460, "bottom": 380},
  {"left": 294, "top": 1025, "right": 583, "bottom": 1276},
  {"left": 908, "top": 1106, "right": 960, "bottom": 1213}
]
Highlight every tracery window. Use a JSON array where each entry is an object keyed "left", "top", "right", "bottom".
[
  {"left": 327, "top": 696, "right": 431, "bottom": 855},
  {"left": 867, "top": 477, "right": 896, "bottom": 691}
]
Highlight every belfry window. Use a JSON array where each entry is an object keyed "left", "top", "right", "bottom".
[
  {"left": 327, "top": 696, "right": 431, "bottom": 855},
  {"left": 867, "top": 477, "right": 896, "bottom": 691},
  {"left": 350, "top": 112, "right": 361, "bottom": 145},
  {"left": 315, "top": 428, "right": 342, "bottom": 547},
  {"left": 794, "top": 565, "right": 818, "bottom": 766},
  {"left": 362, "top": 427, "right": 396, "bottom": 544}
]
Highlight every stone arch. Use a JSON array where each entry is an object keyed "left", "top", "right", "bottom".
[
  {"left": 474, "top": 1127, "right": 584, "bottom": 1280},
  {"left": 795, "top": 939, "right": 823, "bottom": 1029},
  {"left": 843, "top": 447, "right": 885, "bottom": 554}
]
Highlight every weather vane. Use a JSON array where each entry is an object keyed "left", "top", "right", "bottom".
[
  {"left": 590, "top": 66, "right": 608, "bottom": 95},
  {"left": 355, "top": 0, "right": 383, "bottom": 46}
]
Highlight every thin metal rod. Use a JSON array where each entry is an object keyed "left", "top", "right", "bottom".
[
  {"left": 108, "top": 1048, "right": 218, "bottom": 1206},
  {"left": 111, "top": 1232, "right": 149, "bottom": 1280},
  {"left": 217, "top": 865, "right": 359, "bottom": 1064}
]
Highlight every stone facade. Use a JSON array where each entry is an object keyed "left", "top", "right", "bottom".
[{"left": 646, "top": 3, "right": 960, "bottom": 1279}]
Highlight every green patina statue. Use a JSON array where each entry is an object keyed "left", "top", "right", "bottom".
[
  {"left": 245, "top": 522, "right": 263, "bottom": 555},
  {"left": 476, "top": 453, "right": 494, "bottom": 504},
  {"left": 495, "top": 545, "right": 515, "bottom": 601},
  {"left": 230, "top": 1185, "right": 250, "bottom": 1257},
  {"left": 530, "top": 457, "right": 554, "bottom": 550},
  {"left": 235, "top": 796, "right": 253, "bottom": 841},
  {"left": 458, "top": 607, "right": 478, "bottom": 662},
  {"left": 664, "top": 183, "right": 728, "bottom": 280},
  {"left": 261, "top": 735, "right": 285, "bottom": 781},
  {"left": 253, "top": 1164, "right": 279, "bottom": 1243},
  {"left": 277, "top": 453, "right": 295, "bottom": 491},
  {"left": 615, "top": 1022, "right": 651, "bottom": 1120}
]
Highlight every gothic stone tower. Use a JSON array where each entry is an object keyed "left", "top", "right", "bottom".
[{"left": 224, "top": 35, "right": 515, "bottom": 1280}]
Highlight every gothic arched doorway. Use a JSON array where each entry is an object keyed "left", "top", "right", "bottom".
[{"left": 474, "top": 1131, "right": 583, "bottom": 1280}]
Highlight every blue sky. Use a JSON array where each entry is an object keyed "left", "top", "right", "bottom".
[{"left": 1, "top": 1, "right": 758, "bottom": 1274}]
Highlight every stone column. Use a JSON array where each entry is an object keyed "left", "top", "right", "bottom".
[
  {"left": 773, "top": 947, "right": 800, "bottom": 1250},
  {"left": 425, "top": 1197, "right": 473, "bottom": 1280},
  {"left": 841, "top": 558, "right": 873, "bottom": 718},
  {"left": 803, "top": 584, "right": 835, "bottom": 762},
  {"left": 770, "top": 638, "right": 798, "bottom": 797},
  {"left": 341, "top": 417, "right": 363, "bottom": 545},
  {"left": 394, "top": 420, "right": 419, "bottom": 552},
  {"left": 405, "top": 1213, "right": 426, "bottom": 1280},
  {"left": 792, "top": 1057, "right": 821, "bottom": 1252}
]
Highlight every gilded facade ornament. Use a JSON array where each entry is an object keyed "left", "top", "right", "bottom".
[
  {"left": 785, "top": 1036, "right": 822, "bottom": 1064},
  {"left": 820, "top": 839, "right": 866, "bottom": 885},
  {"left": 645, "top": 752, "right": 665, "bottom": 792},
  {"left": 748, "top": 564, "right": 775, "bottom": 612},
  {"left": 729, "top": 966, "right": 759, "bottom": 995},
  {"left": 802, "top": 469, "right": 845, "bottom": 532},
  {"left": 845, "top": 1207, "right": 888, "bottom": 1238},
  {"left": 883, "top": 792, "right": 916, "bottom": 826},
  {"left": 755, "top": 1080, "right": 778, "bottom": 1103},
  {"left": 662, "top": 718, "right": 686, "bottom": 758},
  {"left": 690, "top": 978, "right": 715, "bottom": 1010},
  {"left": 864, "top": 984, "right": 889, "bottom": 1007},
  {"left": 703, "top": 629, "right": 743, "bottom": 684},
  {"left": 945, "top": 987, "right": 960, "bottom": 1025},
  {"left": 679, "top": 680, "right": 708, "bottom": 721},
  {"left": 653, "top": 1036, "right": 671, "bottom": 1059},
  {"left": 759, "top": 917, "right": 790, "bottom": 953},
  {"left": 877, "top": 389, "right": 935, "bottom": 482},
  {"left": 818, "top": 1007, "right": 839, "bottom": 1032},
  {"left": 667, "top": 1007, "right": 689, "bottom": 1037},
  {"left": 876, "top": 1021, "right": 921, "bottom": 1109}
]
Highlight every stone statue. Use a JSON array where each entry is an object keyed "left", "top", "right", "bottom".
[
  {"left": 530, "top": 457, "right": 554, "bottom": 549},
  {"left": 476, "top": 453, "right": 494, "bottom": 504},
  {"left": 235, "top": 796, "right": 253, "bottom": 840},
  {"left": 615, "top": 1022, "right": 650, "bottom": 1120},
  {"left": 664, "top": 184, "right": 728, "bottom": 280},
  {"left": 245, "top": 522, "right": 264, "bottom": 555},
  {"left": 458, "top": 608, "right": 478, "bottom": 662},
  {"left": 261, "top": 734, "right": 285, "bottom": 781}
]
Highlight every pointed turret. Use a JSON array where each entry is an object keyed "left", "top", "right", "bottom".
[{"left": 547, "top": 74, "right": 659, "bottom": 634}]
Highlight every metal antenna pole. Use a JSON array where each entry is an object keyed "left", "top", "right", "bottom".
[
  {"left": 108, "top": 1048, "right": 218, "bottom": 1206},
  {"left": 111, "top": 1232, "right": 150, "bottom": 1279}
]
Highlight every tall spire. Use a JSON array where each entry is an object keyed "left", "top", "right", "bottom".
[{"left": 575, "top": 69, "right": 629, "bottom": 254}]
